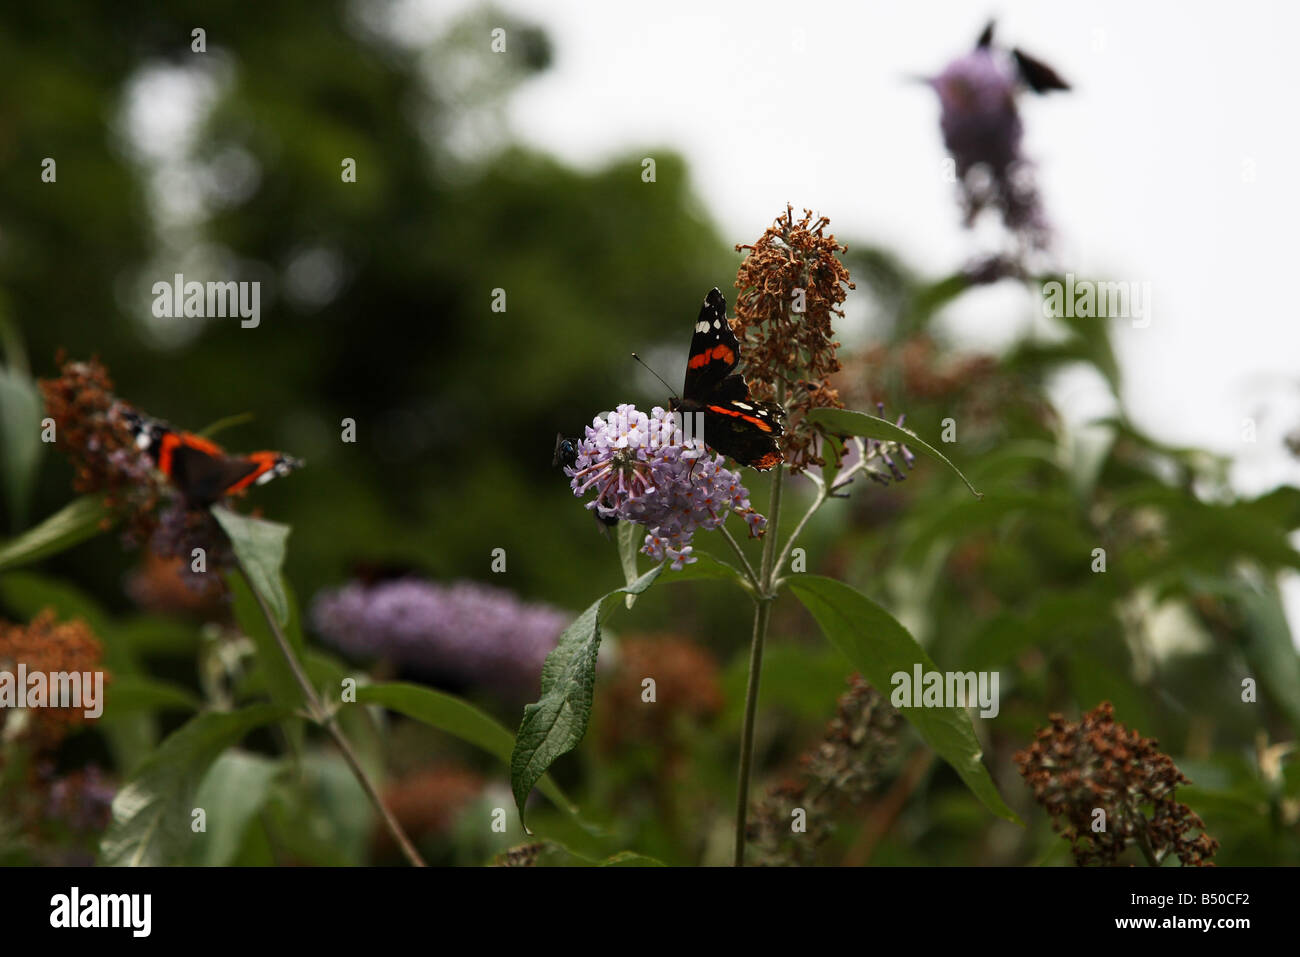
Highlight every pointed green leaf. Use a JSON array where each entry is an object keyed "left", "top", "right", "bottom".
[
  {"left": 806, "top": 408, "right": 982, "bottom": 499},
  {"left": 789, "top": 575, "right": 1019, "bottom": 824},
  {"left": 211, "top": 506, "right": 291, "bottom": 626},
  {"left": 101, "top": 704, "right": 287, "bottom": 866},
  {"left": 511, "top": 563, "right": 665, "bottom": 829},
  {"left": 0, "top": 495, "right": 112, "bottom": 573},
  {"left": 0, "top": 367, "right": 44, "bottom": 530},
  {"left": 189, "top": 751, "right": 283, "bottom": 866}
]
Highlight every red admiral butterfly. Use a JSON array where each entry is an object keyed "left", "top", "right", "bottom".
[
  {"left": 118, "top": 406, "right": 303, "bottom": 505},
  {"left": 668, "top": 288, "right": 784, "bottom": 471}
]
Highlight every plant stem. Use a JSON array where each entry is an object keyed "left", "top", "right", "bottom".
[
  {"left": 717, "top": 523, "right": 761, "bottom": 593},
  {"left": 733, "top": 596, "right": 772, "bottom": 866},
  {"left": 772, "top": 482, "right": 828, "bottom": 579},
  {"left": 242, "top": 571, "right": 427, "bottom": 868},
  {"left": 734, "top": 383, "right": 788, "bottom": 866}
]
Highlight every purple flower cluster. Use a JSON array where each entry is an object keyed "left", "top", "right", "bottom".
[
  {"left": 43, "top": 765, "right": 115, "bottom": 834},
  {"left": 149, "top": 501, "right": 236, "bottom": 589},
  {"left": 928, "top": 43, "right": 1050, "bottom": 246},
  {"left": 309, "top": 578, "right": 570, "bottom": 697},
  {"left": 565, "top": 404, "right": 766, "bottom": 569}
]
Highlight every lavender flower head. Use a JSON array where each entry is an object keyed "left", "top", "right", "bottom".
[
  {"left": 931, "top": 46, "right": 1024, "bottom": 184},
  {"left": 310, "top": 578, "right": 570, "bottom": 697},
  {"left": 565, "top": 404, "right": 766, "bottom": 570},
  {"left": 926, "top": 24, "right": 1066, "bottom": 249}
]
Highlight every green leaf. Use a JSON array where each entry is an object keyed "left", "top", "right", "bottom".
[
  {"left": 189, "top": 751, "right": 282, "bottom": 866},
  {"left": 0, "top": 495, "right": 112, "bottom": 574},
  {"left": 788, "top": 575, "right": 1020, "bottom": 824},
  {"left": 101, "top": 704, "right": 287, "bottom": 866},
  {"left": 511, "top": 563, "right": 665, "bottom": 829},
  {"left": 1238, "top": 581, "right": 1300, "bottom": 735},
  {"left": 617, "top": 520, "right": 641, "bottom": 609},
  {"left": 805, "top": 408, "right": 983, "bottom": 499},
  {"left": 0, "top": 367, "right": 44, "bottom": 530},
  {"left": 211, "top": 506, "right": 291, "bottom": 626},
  {"left": 103, "top": 676, "right": 202, "bottom": 717},
  {"left": 354, "top": 681, "right": 577, "bottom": 815},
  {"left": 0, "top": 570, "right": 112, "bottom": 637}
]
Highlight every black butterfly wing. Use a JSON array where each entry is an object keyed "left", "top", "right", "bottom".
[
  {"left": 168, "top": 442, "right": 261, "bottom": 505},
  {"left": 692, "top": 376, "right": 784, "bottom": 471},
  {"left": 682, "top": 287, "right": 740, "bottom": 402},
  {"left": 1012, "top": 48, "right": 1070, "bottom": 93},
  {"left": 700, "top": 401, "right": 784, "bottom": 471},
  {"left": 976, "top": 20, "right": 995, "bottom": 50}
]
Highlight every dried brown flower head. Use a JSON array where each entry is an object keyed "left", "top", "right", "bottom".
[
  {"left": 1015, "top": 701, "right": 1218, "bottom": 866},
  {"left": 0, "top": 610, "right": 109, "bottom": 752},
  {"left": 372, "top": 764, "right": 484, "bottom": 857},
  {"left": 125, "top": 551, "right": 228, "bottom": 618},
  {"left": 734, "top": 206, "right": 854, "bottom": 472},
  {"left": 38, "top": 356, "right": 163, "bottom": 545},
  {"left": 597, "top": 634, "right": 723, "bottom": 752},
  {"left": 748, "top": 674, "right": 899, "bottom": 866}
]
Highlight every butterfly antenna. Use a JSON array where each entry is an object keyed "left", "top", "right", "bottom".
[{"left": 631, "top": 353, "right": 676, "bottom": 398}]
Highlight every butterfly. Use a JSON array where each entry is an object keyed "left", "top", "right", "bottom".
[
  {"left": 668, "top": 288, "right": 784, "bottom": 471},
  {"left": 117, "top": 406, "right": 303, "bottom": 505}
]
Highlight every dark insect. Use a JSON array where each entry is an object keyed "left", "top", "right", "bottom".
[
  {"left": 552, "top": 433, "right": 579, "bottom": 469},
  {"left": 117, "top": 405, "right": 302, "bottom": 506},
  {"left": 668, "top": 287, "right": 784, "bottom": 471},
  {"left": 552, "top": 432, "right": 617, "bottom": 534}
]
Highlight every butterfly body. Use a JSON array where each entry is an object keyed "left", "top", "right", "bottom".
[
  {"left": 670, "top": 288, "right": 784, "bottom": 471},
  {"left": 119, "top": 407, "right": 302, "bottom": 505}
]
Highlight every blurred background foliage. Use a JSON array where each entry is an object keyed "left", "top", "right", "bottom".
[{"left": 0, "top": 2, "right": 1297, "bottom": 865}]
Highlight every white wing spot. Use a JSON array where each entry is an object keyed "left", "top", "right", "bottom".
[
  {"left": 695, "top": 321, "right": 709, "bottom": 332},
  {"left": 733, "top": 402, "right": 753, "bottom": 410},
  {"left": 713, "top": 319, "right": 721, "bottom": 329}
]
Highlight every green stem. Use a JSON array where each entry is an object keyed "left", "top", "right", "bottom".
[
  {"left": 242, "top": 570, "right": 427, "bottom": 868},
  {"left": 734, "top": 383, "right": 788, "bottom": 867},
  {"left": 717, "top": 523, "right": 761, "bottom": 593},
  {"left": 772, "top": 481, "right": 828, "bottom": 580},
  {"left": 733, "top": 596, "right": 773, "bottom": 866}
]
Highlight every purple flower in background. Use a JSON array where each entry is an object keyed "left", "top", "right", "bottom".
[
  {"left": 44, "top": 765, "right": 115, "bottom": 834},
  {"left": 925, "top": 21, "right": 1069, "bottom": 249},
  {"left": 309, "top": 578, "right": 570, "bottom": 697},
  {"left": 565, "top": 404, "right": 766, "bottom": 570}
]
